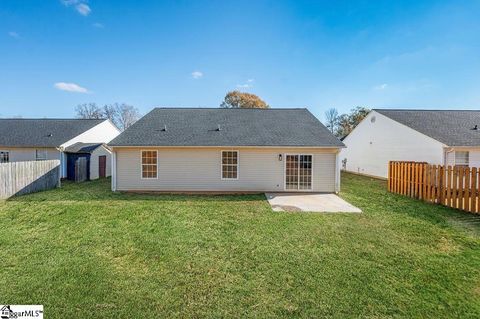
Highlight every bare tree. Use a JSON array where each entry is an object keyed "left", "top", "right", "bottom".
[
  {"left": 75, "top": 103, "right": 103, "bottom": 119},
  {"left": 116, "top": 103, "right": 141, "bottom": 131},
  {"left": 101, "top": 103, "right": 141, "bottom": 131},
  {"left": 75, "top": 102, "right": 141, "bottom": 131},
  {"left": 324, "top": 108, "right": 338, "bottom": 133},
  {"left": 102, "top": 104, "right": 119, "bottom": 123}
]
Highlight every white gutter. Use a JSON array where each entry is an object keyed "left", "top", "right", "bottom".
[
  {"left": 335, "top": 150, "right": 341, "bottom": 193},
  {"left": 444, "top": 147, "right": 454, "bottom": 166},
  {"left": 109, "top": 145, "right": 345, "bottom": 149},
  {"left": 111, "top": 151, "right": 117, "bottom": 192}
]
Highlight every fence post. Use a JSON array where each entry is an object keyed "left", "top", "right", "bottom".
[
  {"left": 464, "top": 167, "right": 471, "bottom": 212},
  {"left": 400, "top": 162, "right": 404, "bottom": 195},
  {"left": 438, "top": 165, "right": 444, "bottom": 205},
  {"left": 459, "top": 166, "right": 465, "bottom": 210},
  {"left": 472, "top": 167, "right": 478, "bottom": 213},
  {"left": 415, "top": 163, "right": 420, "bottom": 199},
  {"left": 446, "top": 166, "right": 452, "bottom": 208},
  {"left": 388, "top": 161, "right": 392, "bottom": 192},
  {"left": 394, "top": 162, "right": 398, "bottom": 193}
]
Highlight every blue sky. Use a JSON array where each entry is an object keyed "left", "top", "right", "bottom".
[{"left": 1, "top": 0, "right": 480, "bottom": 121}]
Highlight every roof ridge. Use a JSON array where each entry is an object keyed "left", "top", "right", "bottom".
[
  {"left": 374, "top": 109, "right": 480, "bottom": 112},
  {"left": 153, "top": 107, "right": 307, "bottom": 110},
  {"left": 0, "top": 118, "right": 106, "bottom": 120}
]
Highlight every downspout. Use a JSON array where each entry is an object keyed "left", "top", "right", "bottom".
[
  {"left": 444, "top": 147, "right": 454, "bottom": 166},
  {"left": 111, "top": 149, "right": 117, "bottom": 192},
  {"left": 55, "top": 146, "right": 65, "bottom": 181},
  {"left": 335, "top": 150, "right": 341, "bottom": 193}
]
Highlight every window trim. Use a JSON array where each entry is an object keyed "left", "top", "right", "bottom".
[
  {"left": 283, "top": 153, "right": 314, "bottom": 191},
  {"left": 454, "top": 150, "right": 469, "bottom": 167},
  {"left": 0, "top": 150, "right": 9, "bottom": 163},
  {"left": 35, "top": 149, "right": 48, "bottom": 161},
  {"left": 220, "top": 150, "right": 239, "bottom": 180},
  {"left": 140, "top": 149, "right": 158, "bottom": 179}
]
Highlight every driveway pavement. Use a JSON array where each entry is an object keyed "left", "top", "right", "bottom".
[{"left": 265, "top": 193, "right": 362, "bottom": 213}]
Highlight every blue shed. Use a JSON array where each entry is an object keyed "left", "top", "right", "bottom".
[{"left": 64, "top": 143, "right": 104, "bottom": 181}]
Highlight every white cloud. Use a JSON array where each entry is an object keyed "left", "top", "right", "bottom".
[
  {"left": 61, "top": 0, "right": 91, "bottom": 16},
  {"left": 236, "top": 79, "right": 255, "bottom": 89},
  {"left": 373, "top": 83, "right": 388, "bottom": 90},
  {"left": 61, "top": 0, "right": 79, "bottom": 5},
  {"left": 75, "top": 3, "right": 91, "bottom": 16},
  {"left": 191, "top": 71, "right": 203, "bottom": 79},
  {"left": 8, "top": 31, "right": 19, "bottom": 38},
  {"left": 54, "top": 82, "right": 90, "bottom": 93},
  {"left": 92, "top": 22, "right": 104, "bottom": 28}
]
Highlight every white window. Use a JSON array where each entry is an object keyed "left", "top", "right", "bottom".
[
  {"left": 141, "top": 150, "right": 157, "bottom": 179},
  {"left": 221, "top": 151, "right": 238, "bottom": 179},
  {"left": 455, "top": 151, "right": 469, "bottom": 166},
  {"left": 36, "top": 149, "right": 47, "bottom": 161},
  {"left": 0, "top": 150, "right": 9, "bottom": 163}
]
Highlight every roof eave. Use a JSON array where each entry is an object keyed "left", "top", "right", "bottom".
[{"left": 108, "top": 144, "right": 345, "bottom": 148}]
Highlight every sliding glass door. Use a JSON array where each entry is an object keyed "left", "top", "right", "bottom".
[{"left": 285, "top": 154, "right": 312, "bottom": 190}]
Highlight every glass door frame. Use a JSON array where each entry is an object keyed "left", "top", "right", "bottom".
[{"left": 284, "top": 153, "right": 313, "bottom": 191}]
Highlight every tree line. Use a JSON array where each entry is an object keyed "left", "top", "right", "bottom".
[
  {"left": 74, "top": 93, "right": 368, "bottom": 138},
  {"left": 74, "top": 91, "right": 267, "bottom": 130},
  {"left": 324, "top": 106, "right": 370, "bottom": 139},
  {"left": 75, "top": 103, "right": 141, "bottom": 131}
]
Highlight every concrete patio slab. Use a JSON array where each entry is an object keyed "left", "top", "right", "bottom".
[{"left": 265, "top": 193, "right": 362, "bottom": 213}]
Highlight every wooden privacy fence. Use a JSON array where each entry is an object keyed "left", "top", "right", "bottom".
[
  {"left": 388, "top": 161, "right": 479, "bottom": 214},
  {"left": 0, "top": 160, "right": 61, "bottom": 199}
]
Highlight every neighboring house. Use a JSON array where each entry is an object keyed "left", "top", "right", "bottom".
[
  {"left": 0, "top": 118, "right": 120, "bottom": 179},
  {"left": 64, "top": 143, "right": 112, "bottom": 180},
  {"left": 341, "top": 109, "right": 480, "bottom": 178},
  {"left": 109, "top": 108, "right": 344, "bottom": 193}
]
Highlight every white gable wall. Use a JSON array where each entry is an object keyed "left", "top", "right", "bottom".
[
  {"left": 60, "top": 120, "right": 120, "bottom": 148},
  {"left": 60, "top": 120, "right": 120, "bottom": 177},
  {"left": 470, "top": 151, "right": 480, "bottom": 167},
  {"left": 340, "top": 111, "right": 446, "bottom": 178}
]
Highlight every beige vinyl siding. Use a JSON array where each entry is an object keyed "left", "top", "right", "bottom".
[
  {"left": 0, "top": 147, "right": 61, "bottom": 162},
  {"left": 115, "top": 147, "right": 337, "bottom": 192},
  {"left": 90, "top": 146, "right": 112, "bottom": 180}
]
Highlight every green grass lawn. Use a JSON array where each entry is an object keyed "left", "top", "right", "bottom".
[{"left": 1, "top": 173, "right": 479, "bottom": 318}]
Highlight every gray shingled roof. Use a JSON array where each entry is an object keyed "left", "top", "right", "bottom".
[
  {"left": 64, "top": 142, "right": 105, "bottom": 154},
  {"left": 0, "top": 119, "right": 106, "bottom": 147},
  {"left": 109, "top": 108, "right": 344, "bottom": 147},
  {"left": 375, "top": 109, "right": 480, "bottom": 146}
]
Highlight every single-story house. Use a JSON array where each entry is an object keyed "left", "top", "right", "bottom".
[
  {"left": 0, "top": 118, "right": 120, "bottom": 179},
  {"left": 64, "top": 143, "right": 112, "bottom": 180},
  {"left": 341, "top": 109, "right": 480, "bottom": 178},
  {"left": 109, "top": 108, "right": 345, "bottom": 193}
]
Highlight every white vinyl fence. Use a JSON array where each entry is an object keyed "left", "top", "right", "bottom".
[{"left": 0, "top": 160, "right": 61, "bottom": 199}]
